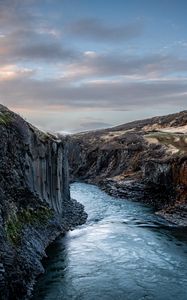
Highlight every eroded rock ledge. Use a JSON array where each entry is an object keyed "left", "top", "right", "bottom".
[
  {"left": 0, "top": 105, "right": 87, "bottom": 300},
  {"left": 67, "top": 110, "right": 187, "bottom": 227}
]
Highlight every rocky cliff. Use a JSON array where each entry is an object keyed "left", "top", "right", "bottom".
[
  {"left": 67, "top": 110, "right": 187, "bottom": 226},
  {"left": 0, "top": 105, "right": 87, "bottom": 300}
]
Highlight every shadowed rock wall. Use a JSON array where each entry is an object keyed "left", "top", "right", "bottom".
[
  {"left": 0, "top": 105, "right": 86, "bottom": 300},
  {"left": 24, "top": 128, "right": 70, "bottom": 214}
]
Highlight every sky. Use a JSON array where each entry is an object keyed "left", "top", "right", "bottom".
[{"left": 0, "top": 0, "right": 187, "bottom": 132}]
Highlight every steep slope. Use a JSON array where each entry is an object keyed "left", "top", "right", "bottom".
[
  {"left": 67, "top": 110, "right": 187, "bottom": 226},
  {"left": 0, "top": 105, "right": 87, "bottom": 300}
]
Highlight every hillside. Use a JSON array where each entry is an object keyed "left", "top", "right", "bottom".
[{"left": 67, "top": 110, "right": 187, "bottom": 226}]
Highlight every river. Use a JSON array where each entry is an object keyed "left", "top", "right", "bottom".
[{"left": 32, "top": 182, "right": 187, "bottom": 300}]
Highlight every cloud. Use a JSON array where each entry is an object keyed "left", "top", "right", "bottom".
[
  {"left": 0, "top": 29, "right": 78, "bottom": 65},
  {"left": 0, "top": 0, "right": 34, "bottom": 31},
  {"left": 1, "top": 75, "right": 187, "bottom": 111},
  {"left": 0, "top": 1, "right": 78, "bottom": 64},
  {"left": 63, "top": 52, "right": 187, "bottom": 80},
  {"left": 0, "top": 64, "right": 35, "bottom": 80},
  {"left": 0, "top": 0, "right": 186, "bottom": 132},
  {"left": 68, "top": 18, "right": 143, "bottom": 42}
]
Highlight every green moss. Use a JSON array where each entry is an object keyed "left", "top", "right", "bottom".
[
  {"left": 5, "top": 206, "right": 54, "bottom": 245},
  {"left": 19, "top": 206, "right": 53, "bottom": 224},
  {"left": 146, "top": 131, "right": 187, "bottom": 153},
  {"left": 5, "top": 215, "right": 22, "bottom": 245},
  {"left": 0, "top": 112, "right": 12, "bottom": 125},
  {"left": 39, "top": 131, "right": 53, "bottom": 142},
  {"left": 29, "top": 124, "right": 57, "bottom": 142}
]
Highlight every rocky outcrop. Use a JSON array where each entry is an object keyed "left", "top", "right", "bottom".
[
  {"left": 24, "top": 126, "right": 70, "bottom": 214},
  {"left": 0, "top": 105, "right": 87, "bottom": 300},
  {"left": 67, "top": 111, "right": 187, "bottom": 226}
]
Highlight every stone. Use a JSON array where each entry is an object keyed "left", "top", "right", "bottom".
[
  {"left": 0, "top": 105, "right": 87, "bottom": 300},
  {"left": 66, "top": 110, "right": 187, "bottom": 226}
]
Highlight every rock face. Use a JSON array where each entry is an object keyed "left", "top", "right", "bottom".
[
  {"left": 67, "top": 110, "right": 187, "bottom": 226},
  {"left": 0, "top": 105, "right": 87, "bottom": 300},
  {"left": 24, "top": 126, "right": 70, "bottom": 214}
]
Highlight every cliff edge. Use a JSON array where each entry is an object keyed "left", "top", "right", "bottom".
[
  {"left": 0, "top": 105, "right": 87, "bottom": 300},
  {"left": 67, "top": 111, "right": 187, "bottom": 226}
]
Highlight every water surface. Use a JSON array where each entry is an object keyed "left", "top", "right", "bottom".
[{"left": 32, "top": 183, "right": 187, "bottom": 300}]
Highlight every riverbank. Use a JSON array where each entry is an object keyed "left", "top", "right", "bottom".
[
  {"left": 32, "top": 183, "right": 187, "bottom": 300},
  {"left": 67, "top": 111, "right": 187, "bottom": 227},
  {"left": 97, "top": 177, "right": 187, "bottom": 227}
]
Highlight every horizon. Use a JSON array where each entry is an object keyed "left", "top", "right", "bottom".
[
  {"left": 0, "top": 0, "right": 187, "bottom": 132},
  {"left": 33, "top": 108, "right": 187, "bottom": 134},
  {"left": 2, "top": 103, "right": 186, "bottom": 135}
]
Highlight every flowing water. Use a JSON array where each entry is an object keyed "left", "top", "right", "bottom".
[{"left": 32, "top": 183, "right": 187, "bottom": 300}]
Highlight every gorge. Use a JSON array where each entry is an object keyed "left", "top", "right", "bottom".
[
  {"left": 0, "top": 105, "right": 87, "bottom": 300},
  {"left": 67, "top": 110, "right": 187, "bottom": 226},
  {"left": 0, "top": 105, "right": 187, "bottom": 300},
  {"left": 33, "top": 182, "right": 187, "bottom": 300}
]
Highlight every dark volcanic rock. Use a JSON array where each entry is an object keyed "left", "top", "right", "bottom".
[
  {"left": 0, "top": 105, "right": 87, "bottom": 300},
  {"left": 66, "top": 110, "right": 187, "bottom": 226}
]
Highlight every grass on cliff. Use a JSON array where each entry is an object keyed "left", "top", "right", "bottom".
[
  {"left": 0, "top": 112, "right": 12, "bottom": 125},
  {"left": 145, "top": 131, "right": 187, "bottom": 154},
  {"left": 29, "top": 123, "right": 57, "bottom": 142},
  {"left": 5, "top": 206, "right": 53, "bottom": 245}
]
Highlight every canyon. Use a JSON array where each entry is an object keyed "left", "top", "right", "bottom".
[
  {"left": 0, "top": 105, "right": 187, "bottom": 300},
  {"left": 67, "top": 110, "right": 187, "bottom": 226},
  {"left": 0, "top": 105, "right": 87, "bottom": 300}
]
